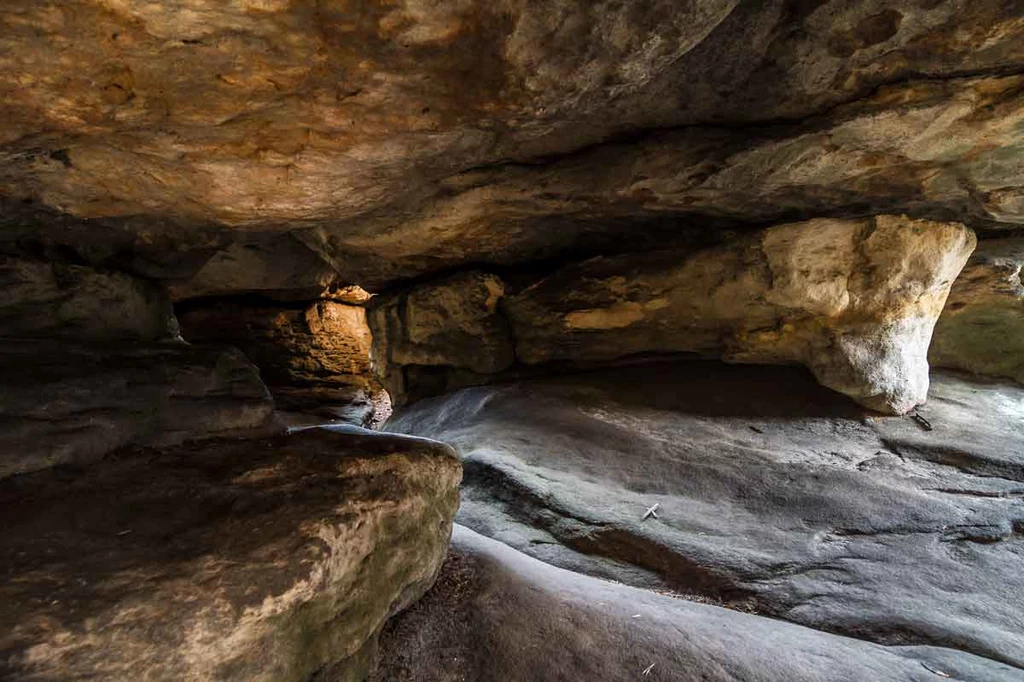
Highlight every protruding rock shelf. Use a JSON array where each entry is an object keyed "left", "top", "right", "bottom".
[
  {"left": 371, "top": 215, "right": 975, "bottom": 414},
  {"left": 0, "top": 427, "right": 462, "bottom": 682},
  {"left": 0, "top": 257, "right": 178, "bottom": 342},
  {"left": 0, "top": 339, "right": 274, "bottom": 479}
]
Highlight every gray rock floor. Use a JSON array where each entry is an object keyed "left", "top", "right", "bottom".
[
  {"left": 373, "top": 526, "right": 1023, "bottom": 682},
  {"left": 388, "top": 361, "right": 1024, "bottom": 675}
]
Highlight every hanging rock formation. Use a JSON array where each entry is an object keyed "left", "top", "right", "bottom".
[
  {"left": 0, "top": 1, "right": 1020, "bottom": 285},
  {"left": 371, "top": 215, "right": 975, "bottom": 413}
]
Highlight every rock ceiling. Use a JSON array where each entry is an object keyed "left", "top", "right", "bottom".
[{"left": 1, "top": 0, "right": 1022, "bottom": 289}]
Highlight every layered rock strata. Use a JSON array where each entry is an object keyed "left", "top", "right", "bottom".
[
  {"left": 371, "top": 215, "right": 974, "bottom": 413},
  {"left": 0, "top": 339, "right": 273, "bottom": 479},
  {"left": 179, "top": 299, "right": 386, "bottom": 424}
]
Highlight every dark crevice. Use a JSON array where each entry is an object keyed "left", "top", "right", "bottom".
[
  {"left": 461, "top": 458, "right": 758, "bottom": 606},
  {"left": 881, "top": 439, "right": 1024, "bottom": 484}
]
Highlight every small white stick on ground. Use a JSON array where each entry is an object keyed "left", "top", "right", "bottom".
[
  {"left": 642, "top": 663, "right": 655, "bottom": 676},
  {"left": 642, "top": 503, "right": 660, "bottom": 520}
]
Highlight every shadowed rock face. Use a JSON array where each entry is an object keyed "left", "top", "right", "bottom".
[
  {"left": 0, "top": 339, "right": 275, "bottom": 479},
  {"left": 0, "top": 427, "right": 462, "bottom": 682},
  {"left": 931, "top": 237, "right": 1024, "bottom": 384},
  {"left": 0, "top": 256, "right": 178, "bottom": 341}
]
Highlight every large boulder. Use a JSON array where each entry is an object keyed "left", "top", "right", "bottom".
[
  {"left": 179, "top": 299, "right": 386, "bottom": 424},
  {"left": 0, "top": 339, "right": 274, "bottom": 478},
  {"left": 371, "top": 525, "right": 1023, "bottom": 682},
  {"left": 372, "top": 215, "right": 973, "bottom": 413},
  {"left": 930, "top": 237, "right": 1024, "bottom": 384},
  {"left": 0, "top": 427, "right": 461, "bottom": 682},
  {"left": 387, "top": 361, "right": 1024, "bottom": 669}
]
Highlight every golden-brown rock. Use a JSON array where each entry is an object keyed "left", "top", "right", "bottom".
[
  {"left": 369, "top": 271, "right": 515, "bottom": 402},
  {"left": 179, "top": 299, "right": 386, "bottom": 422},
  {"left": 0, "top": 2, "right": 1021, "bottom": 290},
  {"left": 508, "top": 215, "right": 975, "bottom": 413}
]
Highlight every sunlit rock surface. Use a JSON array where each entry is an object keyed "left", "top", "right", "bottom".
[
  {"left": 179, "top": 299, "right": 386, "bottom": 424},
  {"left": 0, "top": 427, "right": 461, "bottom": 682},
  {"left": 372, "top": 215, "right": 974, "bottom": 413}
]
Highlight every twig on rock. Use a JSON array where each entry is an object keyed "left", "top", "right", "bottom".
[
  {"left": 642, "top": 503, "right": 660, "bottom": 521},
  {"left": 920, "top": 661, "right": 950, "bottom": 677},
  {"left": 910, "top": 412, "right": 933, "bottom": 431},
  {"left": 642, "top": 663, "right": 655, "bottom": 676}
]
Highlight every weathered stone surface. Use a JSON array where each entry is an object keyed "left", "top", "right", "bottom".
[
  {"left": 371, "top": 525, "right": 1024, "bottom": 682},
  {"left": 388, "top": 362, "right": 1024, "bottom": 669},
  {"left": 0, "top": 257, "right": 177, "bottom": 341},
  {"left": 164, "top": 233, "right": 341, "bottom": 302},
  {"left": 0, "top": 426, "right": 462, "bottom": 682},
  {"left": 0, "top": 2, "right": 1021, "bottom": 290},
  {"left": 178, "top": 299, "right": 386, "bottom": 424},
  {"left": 931, "top": 236, "right": 1024, "bottom": 384},
  {"left": 0, "top": 339, "right": 274, "bottom": 478},
  {"left": 506, "top": 215, "right": 974, "bottom": 413},
  {"left": 369, "top": 271, "right": 515, "bottom": 403}
]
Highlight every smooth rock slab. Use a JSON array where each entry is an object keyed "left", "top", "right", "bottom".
[
  {"left": 388, "top": 361, "right": 1024, "bottom": 669},
  {"left": 0, "top": 339, "right": 274, "bottom": 478},
  {"left": 372, "top": 525, "right": 1023, "bottom": 682},
  {"left": 0, "top": 427, "right": 462, "bottom": 682}
]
